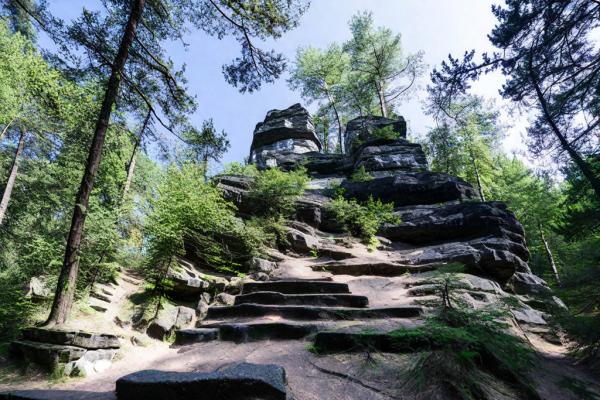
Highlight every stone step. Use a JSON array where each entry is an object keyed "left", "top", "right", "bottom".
[
  {"left": 174, "top": 328, "right": 219, "bottom": 345},
  {"left": 90, "top": 291, "right": 112, "bottom": 303},
  {"left": 311, "top": 260, "right": 437, "bottom": 276},
  {"left": 213, "top": 321, "right": 320, "bottom": 343},
  {"left": 206, "top": 304, "right": 422, "bottom": 321},
  {"left": 11, "top": 341, "right": 87, "bottom": 370},
  {"left": 314, "top": 331, "right": 432, "bottom": 354},
  {"left": 0, "top": 390, "right": 115, "bottom": 399},
  {"left": 234, "top": 291, "right": 369, "bottom": 308},
  {"left": 242, "top": 280, "right": 350, "bottom": 295},
  {"left": 115, "top": 363, "right": 287, "bottom": 400},
  {"left": 21, "top": 328, "right": 120, "bottom": 350}
]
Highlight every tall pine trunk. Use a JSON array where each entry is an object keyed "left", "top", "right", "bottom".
[
  {"left": 325, "top": 90, "right": 344, "bottom": 154},
  {"left": 539, "top": 224, "right": 560, "bottom": 286},
  {"left": 469, "top": 150, "right": 486, "bottom": 202},
  {"left": 46, "top": 0, "right": 146, "bottom": 326},
  {"left": 530, "top": 68, "right": 600, "bottom": 200},
  {"left": 0, "top": 129, "right": 25, "bottom": 225},
  {"left": 122, "top": 109, "right": 150, "bottom": 199}
]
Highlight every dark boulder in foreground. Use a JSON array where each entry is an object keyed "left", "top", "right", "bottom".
[{"left": 115, "top": 363, "right": 287, "bottom": 400}]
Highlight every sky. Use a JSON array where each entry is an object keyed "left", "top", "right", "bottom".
[{"left": 44, "top": 0, "right": 526, "bottom": 168}]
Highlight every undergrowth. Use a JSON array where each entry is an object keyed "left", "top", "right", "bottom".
[{"left": 324, "top": 195, "right": 399, "bottom": 243}]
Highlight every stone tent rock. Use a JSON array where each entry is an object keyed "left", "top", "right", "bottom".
[{"left": 226, "top": 103, "right": 548, "bottom": 294}]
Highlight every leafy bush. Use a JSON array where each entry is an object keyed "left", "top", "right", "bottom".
[
  {"left": 0, "top": 275, "right": 36, "bottom": 342},
  {"left": 144, "top": 163, "right": 260, "bottom": 275},
  {"left": 371, "top": 125, "right": 402, "bottom": 140},
  {"left": 246, "top": 167, "right": 309, "bottom": 218},
  {"left": 221, "top": 161, "right": 260, "bottom": 177},
  {"left": 324, "top": 196, "right": 399, "bottom": 242},
  {"left": 349, "top": 165, "right": 373, "bottom": 182}
]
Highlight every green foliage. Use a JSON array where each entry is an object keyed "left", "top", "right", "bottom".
[
  {"left": 370, "top": 125, "right": 402, "bottom": 141},
  {"left": 324, "top": 196, "right": 399, "bottom": 242},
  {"left": 0, "top": 275, "right": 35, "bottom": 342},
  {"left": 246, "top": 167, "right": 309, "bottom": 218},
  {"left": 289, "top": 11, "right": 426, "bottom": 151},
  {"left": 349, "top": 165, "right": 373, "bottom": 182},
  {"left": 145, "top": 163, "right": 255, "bottom": 273},
  {"left": 221, "top": 162, "right": 260, "bottom": 177}
]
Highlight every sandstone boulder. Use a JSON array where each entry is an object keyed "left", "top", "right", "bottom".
[
  {"left": 116, "top": 363, "right": 288, "bottom": 400},
  {"left": 249, "top": 104, "right": 321, "bottom": 170},
  {"left": 353, "top": 138, "right": 427, "bottom": 173},
  {"left": 344, "top": 115, "right": 407, "bottom": 154},
  {"left": 380, "top": 202, "right": 527, "bottom": 246},
  {"left": 341, "top": 172, "right": 478, "bottom": 207}
]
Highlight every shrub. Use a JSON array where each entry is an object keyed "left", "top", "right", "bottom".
[
  {"left": 371, "top": 125, "right": 402, "bottom": 141},
  {"left": 144, "top": 163, "right": 260, "bottom": 275},
  {"left": 221, "top": 161, "right": 259, "bottom": 177},
  {"left": 246, "top": 167, "right": 309, "bottom": 218},
  {"left": 324, "top": 196, "right": 399, "bottom": 242},
  {"left": 349, "top": 165, "right": 373, "bottom": 182}
]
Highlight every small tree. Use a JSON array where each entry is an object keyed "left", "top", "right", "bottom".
[
  {"left": 182, "top": 119, "right": 230, "bottom": 178},
  {"left": 288, "top": 44, "right": 349, "bottom": 153},
  {"left": 344, "top": 11, "right": 425, "bottom": 118}
]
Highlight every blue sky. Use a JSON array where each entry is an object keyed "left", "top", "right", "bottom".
[{"left": 45, "top": 0, "right": 520, "bottom": 168}]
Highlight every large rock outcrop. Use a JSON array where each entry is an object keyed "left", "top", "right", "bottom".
[
  {"left": 241, "top": 104, "right": 549, "bottom": 294},
  {"left": 249, "top": 103, "right": 322, "bottom": 170}
]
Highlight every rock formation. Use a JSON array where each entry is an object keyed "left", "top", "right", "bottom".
[
  {"left": 2, "top": 104, "right": 573, "bottom": 400},
  {"left": 249, "top": 103, "right": 321, "bottom": 170}
]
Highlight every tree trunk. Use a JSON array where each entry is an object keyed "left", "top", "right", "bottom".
[
  {"left": 331, "top": 104, "right": 344, "bottom": 154},
  {"left": 530, "top": 68, "right": 600, "bottom": 200},
  {"left": 122, "top": 109, "right": 150, "bottom": 199},
  {"left": 377, "top": 84, "right": 388, "bottom": 118},
  {"left": 325, "top": 90, "right": 344, "bottom": 154},
  {"left": 0, "top": 118, "right": 15, "bottom": 142},
  {"left": 0, "top": 129, "right": 25, "bottom": 225},
  {"left": 46, "top": 0, "right": 145, "bottom": 326},
  {"left": 469, "top": 150, "right": 486, "bottom": 201},
  {"left": 539, "top": 224, "right": 560, "bottom": 286}
]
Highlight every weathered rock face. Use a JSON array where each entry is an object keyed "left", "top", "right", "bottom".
[
  {"left": 353, "top": 138, "right": 428, "bottom": 174},
  {"left": 11, "top": 328, "right": 120, "bottom": 376},
  {"left": 344, "top": 115, "right": 407, "bottom": 153},
  {"left": 241, "top": 105, "right": 548, "bottom": 295},
  {"left": 249, "top": 104, "right": 321, "bottom": 170},
  {"left": 341, "top": 172, "right": 478, "bottom": 206}
]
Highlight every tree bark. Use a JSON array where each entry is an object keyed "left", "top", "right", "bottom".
[
  {"left": 0, "top": 118, "right": 15, "bottom": 142},
  {"left": 122, "top": 109, "right": 150, "bottom": 199},
  {"left": 539, "top": 224, "right": 561, "bottom": 286},
  {"left": 530, "top": 68, "right": 600, "bottom": 200},
  {"left": 46, "top": 0, "right": 146, "bottom": 326},
  {"left": 325, "top": 89, "right": 344, "bottom": 154},
  {"left": 377, "top": 84, "right": 388, "bottom": 118},
  {"left": 0, "top": 129, "right": 25, "bottom": 225},
  {"left": 330, "top": 103, "right": 344, "bottom": 154},
  {"left": 469, "top": 150, "right": 486, "bottom": 202}
]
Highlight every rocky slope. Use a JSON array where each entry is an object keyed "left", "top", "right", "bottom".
[{"left": 2, "top": 104, "right": 596, "bottom": 400}]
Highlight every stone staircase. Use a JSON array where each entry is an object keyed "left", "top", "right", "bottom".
[{"left": 175, "top": 278, "right": 422, "bottom": 345}]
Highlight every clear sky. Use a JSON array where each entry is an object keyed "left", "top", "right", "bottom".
[{"left": 44, "top": 0, "right": 524, "bottom": 168}]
